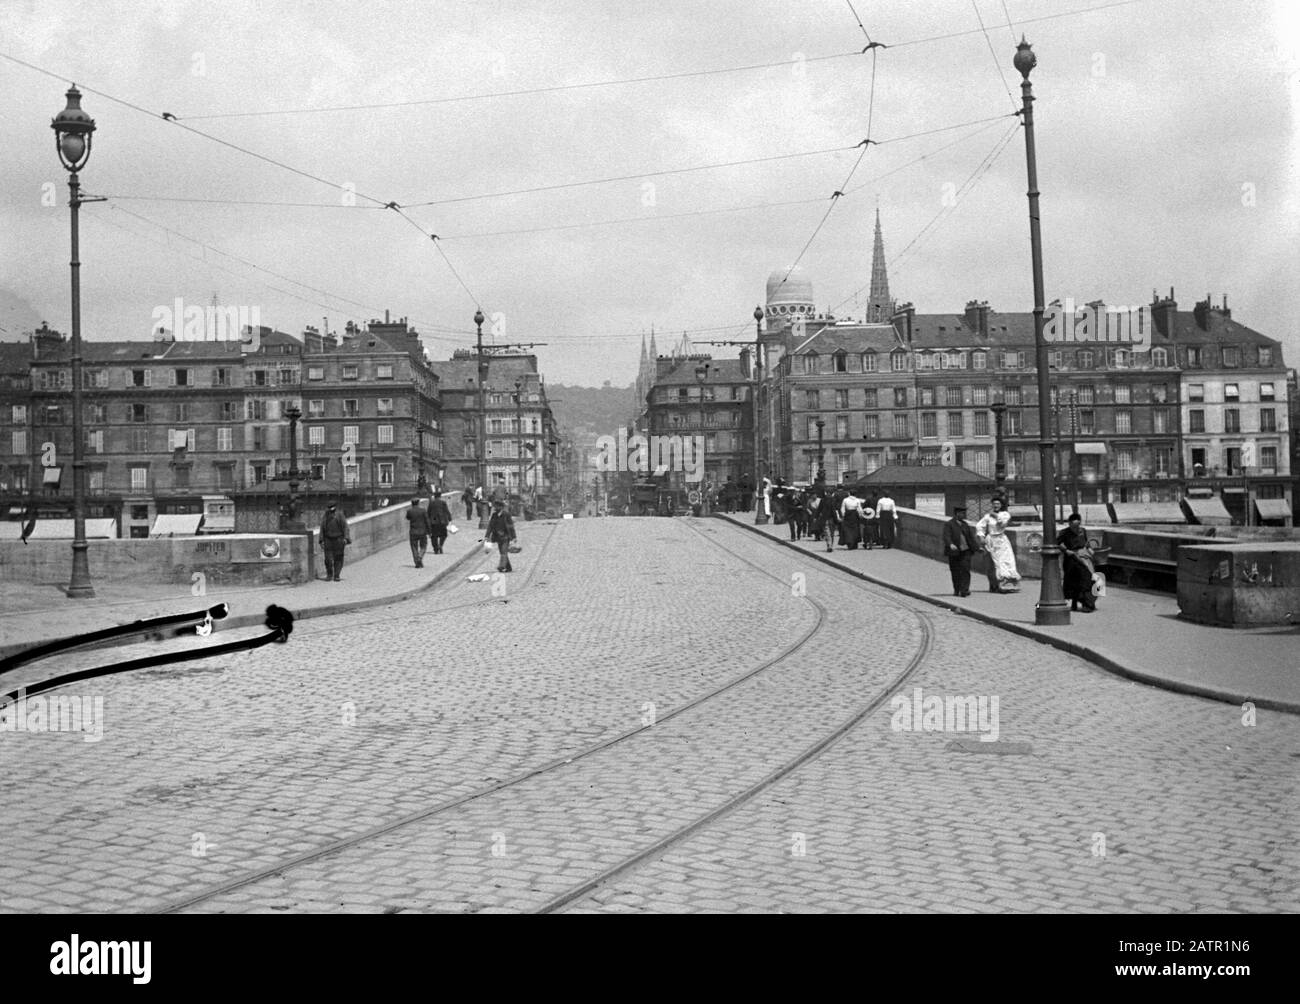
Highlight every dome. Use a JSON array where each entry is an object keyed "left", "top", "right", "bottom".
[{"left": 765, "top": 266, "right": 815, "bottom": 314}]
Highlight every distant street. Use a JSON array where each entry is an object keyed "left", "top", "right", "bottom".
[{"left": 1, "top": 517, "right": 1294, "bottom": 913}]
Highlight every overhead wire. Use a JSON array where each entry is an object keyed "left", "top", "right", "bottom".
[{"left": 972, "top": 0, "right": 1020, "bottom": 112}]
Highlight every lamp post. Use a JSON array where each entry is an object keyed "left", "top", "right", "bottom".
[
  {"left": 991, "top": 392, "right": 1007, "bottom": 492},
  {"left": 514, "top": 379, "right": 524, "bottom": 517},
  {"left": 815, "top": 418, "right": 826, "bottom": 484},
  {"left": 52, "top": 85, "right": 102, "bottom": 598},
  {"left": 283, "top": 404, "right": 305, "bottom": 531},
  {"left": 752, "top": 305, "right": 769, "bottom": 523},
  {"left": 1015, "top": 38, "right": 1069, "bottom": 626},
  {"left": 474, "top": 308, "right": 487, "bottom": 528},
  {"left": 694, "top": 363, "right": 712, "bottom": 514}
]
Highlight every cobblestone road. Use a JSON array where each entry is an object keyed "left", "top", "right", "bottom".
[{"left": 1, "top": 518, "right": 1295, "bottom": 913}]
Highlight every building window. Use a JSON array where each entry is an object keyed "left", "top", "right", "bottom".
[
  {"left": 1260, "top": 446, "right": 1278, "bottom": 470},
  {"left": 377, "top": 364, "right": 394, "bottom": 380},
  {"left": 10, "top": 430, "right": 26, "bottom": 454},
  {"left": 1186, "top": 347, "right": 1202, "bottom": 367},
  {"left": 82, "top": 369, "right": 106, "bottom": 388},
  {"left": 863, "top": 388, "right": 877, "bottom": 408},
  {"left": 132, "top": 403, "right": 149, "bottom": 423},
  {"left": 1188, "top": 410, "right": 1205, "bottom": 433},
  {"left": 307, "top": 366, "right": 325, "bottom": 381},
  {"left": 1077, "top": 350, "right": 1093, "bottom": 368},
  {"left": 342, "top": 464, "right": 359, "bottom": 487},
  {"left": 90, "top": 404, "right": 107, "bottom": 424},
  {"left": 342, "top": 399, "right": 359, "bottom": 418},
  {"left": 893, "top": 387, "right": 908, "bottom": 408},
  {"left": 342, "top": 425, "right": 359, "bottom": 445},
  {"left": 378, "top": 425, "right": 394, "bottom": 444},
  {"left": 173, "top": 368, "right": 189, "bottom": 387},
  {"left": 1187, "top": 384, "right": 1204, "bottom": 402},
  {"left": 1224, "top": 408, "right": 1240, "bottom": 433},
  {"left": 1258, "top": 346, "right": 1272, "bottom": 366},
  {"left": 1114, "top": 384, "right": 1131, "bottom": 404},
  {"left": 342, "top": 364, "right": 359, "bottom": 381},
  {"left": 307, "top": 399, "right": 324, "bottom": 418},
  {"left": 1222, "top": 346, "right": 1239, "bottom": 368},
  {"left": 377, "top": 398, "right": 394, "bottom": 416},
  {"left": 308, "top": 426, "right": 324, "bottom": 446},
  {"left": 1224, "top": 383, "right": 1239, "bottom": 401},
  {"left": 864, "top": 414, "right": 879, "bottom": 439},
  {"left": 972, "top": 386, "right": 988, "bottom": 406},
  {"left": 833, "top": 351, "right": 847, "bottom": 373},
  {"left": 129, "top": 465, "right": 149, "bottom": 491},
  {"left": 891, "top": 351, "right": 907, "bottom": 372},
  {"left": 173, "top": 402, "right": 189, "bottom": 423},
  {"left": 920, "top": 387, "right": 935, "bottom": 406},
  {"left": 1114, "top": 448, "right": 1135, "bottom": 479},
  {"left": 973, "top": 411, "right": 990, "bottom": 436},
  {"left": 1260, "top": 382, "right": 1275, "bottom": 400},
  {"left": 1115, "top": 409, "right": 1132, "bottom": 434},
  {"left": 893, "top": 414, "right": 908, "bottom": 438},
  {"left": 246, "top": 399, "right": 266, "bottom": 421},
  {"left": 215, "top": 427, "right": 231, "bottom": 451},
  {"left": 1153, "top": 408, "right": 1168, "bottom": 434},
  {"left": 1154, "top": 448, "right": 1172, "bottom": 475},
  {"left": 862, "top": 351, "right": 877, "bottom": 372},
  {"left": 947, "top": 412, "right": 963, "bottom": 437},
  {"left": 42, "top": 405, "right": 63, "bottom": 425},
  {"left": 943, "top": 386, "right": 963, "bottom": 406},
  {"left": 1151, "top": 347, "right": 1168, "bottom": 367},
  {"left": 277, "top": 368, "right": 298, "bottom": 386},
  {"left": 377, "top": 462, "right": 394, "bottom": 486},
  {"left": 835, "top": 415, "right": 848, "bottom": 439},
  {"left": 944, "top": 351, "right": 965, "bottom": 370},
  {"left": 1260, "top": 408, "right": 1276, "bottom": 432},
  {"left": 1006, "top": 411, "right": 1022, "bottom": 435},
  {"left": 805, "top": 390, "right": 820, "bottom": 409},
  {"left": 1000, "top": 386, "right": 1020, "bottom": 406},
  {"left": 806, "top": 417, "right": 820, "bottom": 440},
  {"left": 213, "top": 367, "right": 231, "bottom": 387},
  {"left": 1108, "top": 348, "right": 1129, "bottom": 368},
  {"left": 802, "top": 353, "right": 818, "bottom": 374},
  {"left": 972, "top": 351, "right": 987, "bottom": 371},
  {"left": 835, "top": 389, "right": 848, "bottom": 409},
  {"left": 1225, "top": 447, "right": 1241, "bottom": 475}
]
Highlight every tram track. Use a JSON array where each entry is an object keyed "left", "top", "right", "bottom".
[{"left": 157, "top": 517, "right": 934, "bottom": 915}]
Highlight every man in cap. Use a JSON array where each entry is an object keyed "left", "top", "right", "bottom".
[
  {"left": 405, "top": 496, "right": 431, "bottom": 567},
  {"left": 942, "top": 504, "right": 979, "bottom": 597},
  {"left": 319, "top": 502, "right": 351, "bottom": 581},
  {"left": 485, "top": 497, "right": 516, "bottom": 572},
  {"left": 427, "top": 488, "right": 453, "bottom": 555}
]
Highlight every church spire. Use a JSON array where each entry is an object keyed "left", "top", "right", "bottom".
[{"left": 866, "top": 206, "right": 894, "bottom": 323}]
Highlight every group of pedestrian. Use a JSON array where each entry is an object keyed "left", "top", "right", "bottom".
[
  {"left": 774, "top": 482, "right": 901, "bottom": 553},
  {"left": 404, "top": 491, "right": 454, "bottom": 568},
  {"left": 717, "top": 475, "right": 755, "bottom": 514}
]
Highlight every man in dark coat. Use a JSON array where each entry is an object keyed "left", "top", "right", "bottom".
[
  {"left": 942, "top": 504, "right": 980, "bottom": 596},
  {"left": 427, "top": 489, "right": 453, "bottom": 554},
  {"left": 739, "top": 474, "right": 754, "bottom": 514},
  {"left": 1058, "top": 512, "right": 1097, "bottom": 612},
  {"left": 463, "top": 486, "right": 475, "bottom": 521},
  {"left": 319, "top": 502, "right": 350, "bottom": 581},
  {"left": 405, "top": 496, "right": 431, "bottom": 567},
  {"left": 485, "top": 497, "right": 516, "bottom": 572}
]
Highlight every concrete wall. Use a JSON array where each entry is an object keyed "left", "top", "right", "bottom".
[
  {"left": 895, "top": 509, "right": 1049, "bottom": 580},
  {"left": 0, "top": 502, "right": 421, "bottom": 588},
  {"left": 1176, "top": 543, "right": 1300, "bottom": 627}
]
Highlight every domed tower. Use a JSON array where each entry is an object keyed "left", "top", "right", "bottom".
[{"left": 764, "top": 265, "right": 815, "bottom": 372}]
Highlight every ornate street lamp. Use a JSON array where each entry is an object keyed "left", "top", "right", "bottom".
[
  {"left": 752, "top": 305, "right": 769, "bottom": 524},
  {"left": 474, "top": 308, "right": 487, "bottom": 528},
  {"left": 694, "top": 362, "right": 711, "bottom": 513},
  {"left": 283, "top": 404, "right": 305, "bottom": 531},
  {"left": 514, "top": 378, "right": 524, "bottom": 517},
  {"left": 990, "top": 390, "right": 1007, "bottom": 490},
  {"left": 1014, "top": 38, "right": 1069, "bottom": 625},
  {"left": 52, "top": 84, "right": 102, "bottom": 598},
  {"left": 815, "top": 418, "right": 826, "bottom": 484}
]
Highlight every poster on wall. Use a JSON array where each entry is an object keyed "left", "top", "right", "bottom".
[
  {"left": 227, "top": 537, "right": 291, "bottom": 563},
  {"left": 914, "top": 492, "right": 947, "bottom": 516}
]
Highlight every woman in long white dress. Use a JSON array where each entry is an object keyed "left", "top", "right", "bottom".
[{"left": 975, "top": 497, "right": 1021, "bottom": 593}]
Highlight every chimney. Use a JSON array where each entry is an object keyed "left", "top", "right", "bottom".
[
  {"left": 1221, "top": 294, "right": 1230, "bottom": 319},
  {"left": 385, "top": 309, "right": 390, "bottom": 324},
  {"left": 978, "top": 301, "right": 990, "bottom": 339},
  {"left": 964, "top": 299, "right": 981, "bottom": 330},
  {"left": 1193, "top": 296, "right": 1211, "bottom": 331},
  {"left": 1150, "top": 287, "right": 1177, "bottom": 337},
  {"left": 893, "top": 302, "right": 915, "bottom": 343}
]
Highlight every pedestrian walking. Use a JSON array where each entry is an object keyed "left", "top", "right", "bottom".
[
  {"left": 485, "top": 497, "right": 516, "bottom": 572},
  {"left": 840, "top": 490, "right": 865, "bottom": 549},
  {"left": 319, "top": 502, "right": 351, "bottom": 581},
  {"left": 943, "top": 504, "right": 979, "bottom": 597},
  {"left": 862, "top": 494, "right": 880, "bottom": 548},
  {"left": 428, "top": 489, "right": 453, "bottom": 555},
  {"left": 463, "top": 486, "right": 475, "bottom": 521},
  {"left": 975, "top": 496, "right": 1021, "bottom": 593},
  {"left": 739, "top": 474, "right": 753, "bottom": 514},
  {"left": 875, "top": 489, "right": 899, "bottom": 548},
  {"left": 817, "top": 488, "right": 840, "bottom": 553},
  {"left": 1058, "top": 512, "right": 1098, "bottom": 612},
  {"left": 405, "top": 496, "right": 431, "bottom": 567}
]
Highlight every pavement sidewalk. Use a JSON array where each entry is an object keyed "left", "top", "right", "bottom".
[
  {"left": 717, "top": 514, "right": 1300, "bottom": 714},
  {"left": 0, "top": 518, "right": 517, "bottom": 662}
]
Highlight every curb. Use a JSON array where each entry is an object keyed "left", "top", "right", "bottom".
[
  {"left": 0, "top": 542, "right": 488, "bottom": 665},
  {"left": 713, "top": 514, "right": 1300, "bottom": 716}
]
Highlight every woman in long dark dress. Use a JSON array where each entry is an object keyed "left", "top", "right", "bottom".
[{"left": 1058, "top": 512, "right": 1096, "bottom": 612}]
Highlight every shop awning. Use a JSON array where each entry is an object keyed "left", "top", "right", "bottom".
[
  {"left": 1254, "top": 499, "right": 1292, "bottom": 521},
  {"left": 1073, "top": 442, "right": 1107, "bottom": 455},
  {"left": 151, "top": 513, "right": 203, "bottom": 537},
  {"left": 1111, "top": 502, "right": 1187, "bottom": 524},
  {"left": 1181, "top": 496, "right": 1233, "bottom": 524}
]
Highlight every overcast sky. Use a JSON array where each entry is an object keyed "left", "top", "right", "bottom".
[{"left": 1, "top": 0, "right": 1296, "bottom": 385}]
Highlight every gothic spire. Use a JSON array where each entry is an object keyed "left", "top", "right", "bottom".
[{"left": 866, "top": 207, "right": 894, "bottom": 323}]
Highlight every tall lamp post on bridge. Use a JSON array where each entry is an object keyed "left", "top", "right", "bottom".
[
  {"left": 474, "top": 308, "right": 488, "bottom": 529},
  {"left": 752, "top": 305, "right": 769, "bottom": 523},
  {"left": 52, "top": 84, "right": 104, "bottom": 599},
  {"left": 991, "top": 391, "right": 1007, "bottom": 493},
  {"left": 1015, "top": 37, "right": 1070, "bottom": 626},
  {"left": 514, "top": 379, "right": 524, "bottom": 517},
  {"left": 815, "top": 418, "right": 826, "bottom": 484},
  {"left": 282, "top": 405, "right": 305, "bottom": 531}
]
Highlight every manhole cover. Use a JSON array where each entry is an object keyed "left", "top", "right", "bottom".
[{"left": 945, "top": 739, "right": 1033, "bottom": 755}]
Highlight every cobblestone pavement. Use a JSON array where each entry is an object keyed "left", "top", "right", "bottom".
[{"left": 0, "top": 518, "right": 1295, "bottom": 913}]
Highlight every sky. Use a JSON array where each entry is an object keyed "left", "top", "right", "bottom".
[{"left": 1, "top": 0, "right": 1297, "bottom": 386}]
